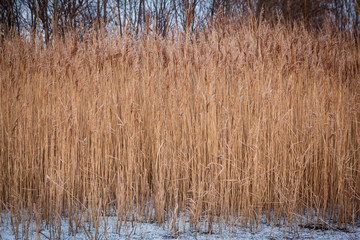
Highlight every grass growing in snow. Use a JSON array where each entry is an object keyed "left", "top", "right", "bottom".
[{"left": 0, "top": 19, "right": 359, "bottom": 239}]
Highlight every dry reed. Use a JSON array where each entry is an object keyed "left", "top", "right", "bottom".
[{"left": 0, "top": 20, "right": 359, "bottom": 238}]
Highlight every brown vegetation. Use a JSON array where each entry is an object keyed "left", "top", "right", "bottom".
[{"left": 0, "top": 19, "right": 359, "bottom": 238}]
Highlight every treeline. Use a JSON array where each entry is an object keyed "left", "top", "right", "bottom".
[{"left": 1, "top": 0, "right": 360, "bottom": 42}]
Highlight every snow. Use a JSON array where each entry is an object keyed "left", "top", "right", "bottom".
[{"left": 1, "top": 213, "right": 359, "bottom": 240}]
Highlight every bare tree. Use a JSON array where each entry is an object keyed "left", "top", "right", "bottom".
[
  {"left": 1, "top": 0, "right": 359, "bottom": 41},
  {"left": 0, "top": 0, "right": 24, "bottom": 37}
]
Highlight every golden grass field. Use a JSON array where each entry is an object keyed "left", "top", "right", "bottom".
[{"left": 1, "top": 20, "right": 359, "bottom": 238}]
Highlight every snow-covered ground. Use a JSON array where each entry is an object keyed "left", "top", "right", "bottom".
[{"left": 1, "top": 213, "right": 359, "bottom": 239}]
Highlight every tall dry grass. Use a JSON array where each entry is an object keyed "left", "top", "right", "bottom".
[{"left": 1, "top": 20, "right": 359, "bottom": 238}]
